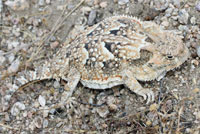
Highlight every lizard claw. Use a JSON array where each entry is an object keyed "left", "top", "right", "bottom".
[{"left": 135, "top": 88, "right": 155, "bottom": 104}]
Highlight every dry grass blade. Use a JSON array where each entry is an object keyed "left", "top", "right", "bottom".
[
  {"left": 27, "top": 0, "right": 85, "bottom": 64},
  {"left": 0, "top": 123, "right": 19, "bottom": 130},
  {"left": 176, "top": 106, "right": 184, "bottom": 133}
]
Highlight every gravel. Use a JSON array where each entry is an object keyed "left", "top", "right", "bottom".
[{"left": 0, "top": 0, "right": 200, "bottom": 133}]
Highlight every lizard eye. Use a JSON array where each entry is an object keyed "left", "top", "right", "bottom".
[{"left": 166, "top": 55, "right": 174, "bottom": 60}]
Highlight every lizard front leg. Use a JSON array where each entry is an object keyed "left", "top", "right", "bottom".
[{"left": 122, "top": 69, "right": 154, "bottom": 104}]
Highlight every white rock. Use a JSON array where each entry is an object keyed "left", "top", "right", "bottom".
[
  {"left": 178, "top": 9, "right": 189, "bottom": 24},
  {"left": 196, "top": 111, "right": 200, "bottom": 119},
  {"left": 0, "top": 55, "right": 6, "bottom": 66},
  {"left": 43, "top": 108, "right": 49, "bottom": 118},
  {"left": 34, "top": 116, "right": 43, "bottom": 128},
  {"left": 190, "top": 16, "right": 196, "bottom": 25},
  {"left": 38, "top": 95, "right": 46, "bottom": 107},
  {"left": 100, "top": 1, "right": 107, "bottom": 8},
  {"left": 5, "top": 0, "right": 29, "bottom": 11},
  {"left": 0, "top": 0, "right": 3, "bottom": 12},
  {"left": 165, "top": 8, "right": 173, "bottom": 16},
  {"left": 8, "top": 53, "right": 15, "bottom": 63},
  {"left": 172, "top": 0, "right": 180, "bottom": 7},
  {"left": 7, "top": 58, "right": 20, "bottom": 73},
  {"left": 53, "top": 81, "right": 60, "bottom": 88},
  {"left": 43, "top": 119, "right": 48, "bottom": 128},
  {"left": 4, "top": 95, "right": 11, "bottom": 101},
  {"left": 38, "top": 0, "right": 45, "bottom": 6},
  {"left": 161, "top": 20, "right": 169, "bottom": 27},
  {"left": 11, "top": 102, "right": 25, "bottom": 116},
  {"left": 46, "top": 0, "right": 51, "bottom": 4},
  {"left": 196, "top": 1, "right": 200, "bottom": 11},
  {"left": 7, "top": 41, "right": 20, "bottom": 50},
  {"left": 196, "top": 45, "right": 200, "bottom": 57},
  {"left": 88, "top": 10, "right": 97, "bottom": 26},
  {"left": 81, "top": 6, "right": 92, "bottom": 14},
  {"left": 153, "top": 0, "right": 169, "bottom": 11},
  {"left": 118, "top": 0, "right": 129, "bottom": 5},
  {"left": 96, "top": 106, "right": 109, "bottom": 118}
]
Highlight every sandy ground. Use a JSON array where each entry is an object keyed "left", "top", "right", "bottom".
[{"left": 0, "top": 0, "right": 200, "bottom": 133}]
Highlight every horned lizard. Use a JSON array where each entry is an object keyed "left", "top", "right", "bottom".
[{"left": 5, "top": 15, "right": 190, "bottom": 104}]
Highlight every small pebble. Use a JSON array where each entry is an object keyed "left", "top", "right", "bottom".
[
  {"left": 43, "top": 107, "right": 49, "bottom": 117},
  {"left": 149, "top": 103, "right": 158, "bottom": 111},
  {"left": 196, "top": 45, "right": 200, "bottom": 57},
  {"left": 38, "top": 95, "right": 46, "bottom": 107},
  {"left": 34, "top": 101, "right": 40, "bottom": 108},
  {"left": 118, "top": 0, "right": 129, "bottom": 5},
  {"left": 196, "top": 1, "right": 200, "bottom": 11},
  {"left": 34, "top": 116, "right": 43, "bottom": 128},
  {"left": 7, "top": 58, "right": 20, "bottom": 73},
  {"left": 38, "top": 0, "right": 45, "bottom": 6},
  {"left": 49, "top": 36, "right": 56, "bottom": 42},
  {"left": 146, "top": 120, "right": 152, "bottom": 126},
  {"left": 165, "top": 8, "right": 173, "bottom": 17},
  {"left": 0, "top": 0, "right": 3, "bottom": 12},
  {"left": 153, "top": 0, "right": 169, "bottom": 11},
  {"left": 196, "top": 111, "right": 200, "bottom": 119},
  {"left": 8, "top": 41, "right": 20, "bottom": 50},
  {"left": 11, "top": 102, "right": 26, "bottom": 116},
  {"left": 8, "top": 53, "right": 15, "bottom": 63},
  {"left": 161, "top": 20, "right": 169, "bottom": 27},
  {"left": 53, "top": 81, "right": 60, "bottom": 88},
  {"left": 88, "top": 10, "right": 97, "bottom": 26},
  {"left": 23, "top": 111, "right": 28, "bottom": 117},
  {"left": 4, "top": 113, "right": 10, "bottom": 122},
  {"left": 50, "top": 41, "right": 59, "bottom": 49},
  {"left": 100, "top": 1, "right": 107, "bottom": 8},
  {"left": 0, "top": 55, "right": 6, "bottom": 66},
  {"left": 96, "top": 106, "right": 109, "bottom": 118},
  {"left": 5, "top": 0, "right": 29, "bottom": 11},
  {"left": 190, "top": 16, "right": 196, "bottom": 25},
  {"left": 43, "top": 119, "right": 48, "bottom": 128},
  {"left": 46, "top": 0, "right": 51, "bottom": 4},
  {"left": 108, "top": 104, "right": 118, "bottom": 111},
  {"left": 81, "top": 6, "right": 92, "bottom": 14},
  {"left": 191, "top": 59, "right": 199, "bottom": 66},
  {"left": 192, "top": 88, "right": 200, "bottom": 93},
  {"left": 178, "top": 9, "right": 189, "bottom": 24},
  {"left": 4, "top": 95, "right": 11, "bottom": 101},
  {"left": 172, "top": 0, "right": 180, "bottom": 7}
]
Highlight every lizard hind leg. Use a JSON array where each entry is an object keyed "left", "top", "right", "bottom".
[
  {"left": 59, "top": 68, "right": 81, "bottom": 108},
  {"left": 122, "top": 70, "right": 154, "bottom": 104}
]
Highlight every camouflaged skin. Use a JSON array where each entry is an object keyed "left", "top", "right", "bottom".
[{"left": 11, "top": 15, "right": 190, "bottom": 103}]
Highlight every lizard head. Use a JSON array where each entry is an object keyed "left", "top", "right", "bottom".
[
  {"left": 143, "top": 26, "right": 190, "bottom": 75},
  {"left": 143, "top": 22, "right": 190, "bottom": 80}
]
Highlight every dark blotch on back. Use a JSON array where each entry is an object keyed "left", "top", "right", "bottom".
[
  {"left": 110, "top": 30, "right": 119, "bottom": 35},
  {"left": 145, "top": 37, "right": 154, "bottom": 43},
  {"left": 66, "top": 51, "right": 71, "bottom": 57},
  {"left": 85, "top": 43, "right": 89, "bottom": 50},
  {"left": 105, "top": 42, "right": 113, "bottom": 52},
  {"left": 103, "top": 61, "right": 109, "bottom": 68}
]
